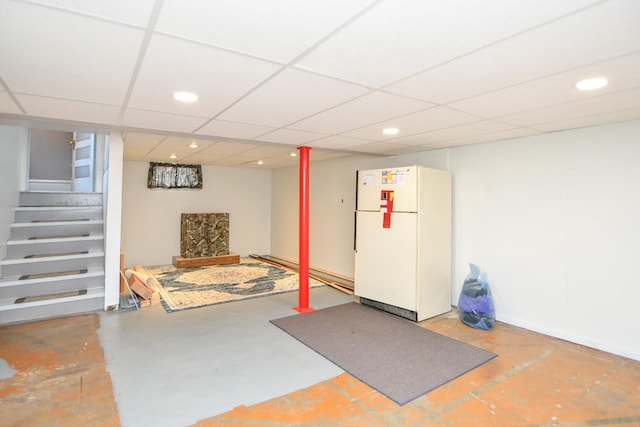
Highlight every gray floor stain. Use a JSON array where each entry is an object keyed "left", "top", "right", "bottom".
[{"left": 0, "top": 357, "right": 17, "bottom": 379}]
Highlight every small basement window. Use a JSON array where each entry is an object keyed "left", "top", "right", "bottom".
[{"left": 147, "top": 162, "right": 203, "bottom": 189}]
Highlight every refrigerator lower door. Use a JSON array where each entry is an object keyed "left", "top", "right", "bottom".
[{"left": 354, "top": 211, "right": 417, "bottom": 311}]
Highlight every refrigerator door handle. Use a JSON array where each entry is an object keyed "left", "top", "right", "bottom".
[{"left": 353, "top": 210, "right": 357, "bottom": 252}]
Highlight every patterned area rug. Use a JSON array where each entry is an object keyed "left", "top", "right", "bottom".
[{"left": 146, "top": 257, "right": 324, "bottom": 313}]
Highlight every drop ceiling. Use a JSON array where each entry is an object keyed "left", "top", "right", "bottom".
[{"left": 1, "top": 0, "right": 639, "bottom": 168}]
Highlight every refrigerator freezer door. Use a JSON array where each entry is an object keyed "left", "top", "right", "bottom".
[
  {"left": 354, "top": 211, "right": 417, "bottom": 310},
  {"left": 357, "top": 166, "right": 418, "bottom": 212}
]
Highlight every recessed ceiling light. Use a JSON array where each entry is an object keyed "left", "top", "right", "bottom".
[
  {"left": 290, "top": 152, "right": 297, "bottom": 157},
  {"left": 173, "top": 91, "right": 199, "bottom": 103},
  {"left": 383, "top": 127, "right": 399, "bottom": 135},
  {"left": 257, "top": 160, "right": 264, "bottom": 165},
  {"left": 576, "top": 77, "right": 608, "bottom": 91},
  {"left": 169, "top": 154, "right": 177, "bottom": 159},
  {"left": 189, "top": 141, "right": 198, "bottom": 148}
]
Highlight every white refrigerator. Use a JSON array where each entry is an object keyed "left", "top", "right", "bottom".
[{"left": 354, "top": 165, "right": 451, "bottom": 321}]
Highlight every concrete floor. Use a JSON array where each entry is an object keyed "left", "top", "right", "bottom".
[{"left": 1, "top": 285, "right": 639, "bottom": 426}]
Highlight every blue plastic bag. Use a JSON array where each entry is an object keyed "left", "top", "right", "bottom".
[{"left": 458, "top": 264, "right": 495, "bottom": 330}]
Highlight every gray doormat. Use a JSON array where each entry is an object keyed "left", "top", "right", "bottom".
[{"left": 270, "top": 302, "right": 497, "bottom": 405}]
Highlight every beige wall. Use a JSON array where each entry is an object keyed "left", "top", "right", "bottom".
[
  {"left": 270, "top": 120, "right": 640, "bottom": 361},
  {"left": 121, "top": 161, "right": 271, "bottom": 267}
]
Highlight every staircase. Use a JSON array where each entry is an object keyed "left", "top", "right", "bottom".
[{"left": 0, "top": 192, "right": 105, "bottom": 324}]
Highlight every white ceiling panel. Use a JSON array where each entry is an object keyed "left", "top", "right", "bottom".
[
  {"left": 156, "top": 0, "right": 376, "bottom": 63},
  {"left": 199, "top": 141, "right": 260, "bottom": 156},
  {"left": 307, "top": 135, "right": 372, "bottom": 150},
  {"left": 217, "top": 68, "right": 369, "bottom": 127},
  {"left": 290, "top": 91, "right": 433, "bottom": 134},
  {"left": 25, "top": 0, "right": 156, "bottom": 27},
  {"left": 296, "top": 0, "right": 602, "bottom": 88},
  {"left": 255, "top": 129, "right": 326, "bottom": 145},
  {"left": 121, "top": 109, "right": 208, "bottom": 133},
  {"left": 17, "top": 95, "right": 121, "bottom": 124},
  {"left": 123, "top": 132, "right": 165, "bottom": 149},
  {"left": 0, "top": 1, "right": 143, "bottom": 105},
  {"left": 500, "top": 87, "right": 640, "bottom": 127},
  {"left": 123, "top": 148, "right": 154, "bottom": 160},
  {"left": 303, "top": 149, "right": 355, "bottom": 163},
  {"left": 128, "top": 35, "right": 281, "bottom": 117},
  {"left": 531, "top": 108, "right": 640, "bottom": 133},
  {"left": 240, "top": 144, "right": 296, "bottom": 158},
  {"left": 196, "top": 119, "right": 276, "bottom": 140},
  {"left": 425, "top": 127, "right": 542, "bottom": 150},
  {"left": 350, "top": 141, "right": 415, "bottom": 154},
  {"left": 1, "top": 1, "right": 639, "bottom": 168},
  {"left": 343, "top": 107, "right": 481, "bottom": 141},
  {"left": 394, "top": 120, "right": 517, "bottom": 146},
  {"left": 386, "top": 0, "right": 640, "bottom": 104},
  {"left": 0, "top": 91, "right": 22, "bottom": 114},
  {"left": 450, "top": 53, "right": 640, "bottom": 118},
  {"left": 155, "top": 136, "right": 215, "bottom": 155}
]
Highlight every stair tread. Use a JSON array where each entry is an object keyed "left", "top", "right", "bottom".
[
  {"left": 1, "top": 251, "right": 105, "bottom": 265},
  {"left": 0, "top": 269, "right": 104, "bottom": 286},
  {"left": 7, "top": 235, "right": 104, "bottom": 245},
  {"left": 0, "top": 287, "right": 105, "bottom": 311},
  {"left": 11, "top": 219, "right": 103, "bottom": 227},
  {"left": 16, "top": 206, "right": 103, "bottom": 211}
]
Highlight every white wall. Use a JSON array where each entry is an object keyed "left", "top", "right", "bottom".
[
  {"left": 0, "top": 125, "right": 28, "bottom": 261},
  {"left": 448, "top": 121, "right": 640, "bottom": 361},
  {"left": 121, "top": 161, "right": 271, "bottom": 267},
  {"left": 103, "top": 133, "right": 123, "bottom": 309},
  {"left": 270, "top": 120, "right": 640, "bottom": 360}
]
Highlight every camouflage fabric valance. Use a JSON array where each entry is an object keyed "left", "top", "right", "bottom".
[{"left": 148, "top": 162, "right": 203, "bottom": 189}]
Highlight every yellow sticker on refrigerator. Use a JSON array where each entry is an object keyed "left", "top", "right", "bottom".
[{"left": 382, "top": 170, "right": 397, "bottom": 184}]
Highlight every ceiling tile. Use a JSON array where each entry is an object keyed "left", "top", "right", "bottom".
[
  {"left": 499, "top": 87, "right": 640, "bottom": 127},
  {"left": 241, "top": 144, "right": 296, "bottom": 158},
  {"left": 0, "top": 1, "right": 143, "bottom": 104},
  {"left": 304, "top": 149, "right": 355, "bottom": 162},
  {"left": 121, "top": 108, "right": 208, "bottom": 133},
  {"left": 123, "top": 148, "right": 154, "bottom": 161},
  {"left": 255, "top": 128, "right": 326, "bottom": 145},
  {"left": 222, "top": 154, "right": 266, "bottom": 167},
  {"left": 17, "top": 95, "right": 121, "bottom": 124},
  {"left": 217, "top": 68, "right": 369, "bottom": 127},
  {"left": 26, "top": 0, "right": 156, "bottom": 27},
  {"left": 199, "top": 141, "right": 260, "bottom": 156},
  {"left": 392, "top": 120, "right": 516, "bottom": 146},
  {"left": 450, "top": 53, "right": 640, "bottom": 118},
  {"left": 129, "top": 34, "right": 281, "bottom": 117},
  {"left": 154, "top": 136, "right": 214, "bottom": 155},
  {"left": 290, "top": 91, "right": 433, "bottom": 134},
  {"left": 425, "top": 127, "right": 541, "bottom": 149},
  {"left": 296, "top": 0, "right": 601, "bottom": 87},
  {"left": 196, "top": 119, "right": 276, "bottom": 140},
  {"left": 156, "top": 0, "right": 375, "bottom": 63},
  {"left": 123, "top": 132, "right": 166, "bottom": 149},
  {"left": 386, "top": 0, "right": 640, "bottom": 104},
  {"left": 343, "top": 106, "right": 481, "bottom": 141},
  {"left": 1, "top": 0, "right": 639, "bottom": 167},
  {"left": 0, "top": 91, "right": 23, "bottom": 115},
  {"left": 350, "top": 141, "right": 414, "bottom": 154},
  {"left": 307, "top": 135, "right": 372, "bottom": 150},
  {"left": 530, "top": 107, "right": 640, "bottom": 133}
]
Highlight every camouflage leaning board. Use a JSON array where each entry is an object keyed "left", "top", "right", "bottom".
[{"left": 180, "top": 213, "right": 230, "bottom": 258}]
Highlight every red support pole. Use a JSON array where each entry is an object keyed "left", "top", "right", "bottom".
[{"left": 294, "top": 146, "right": 314, "bottom": 313}]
